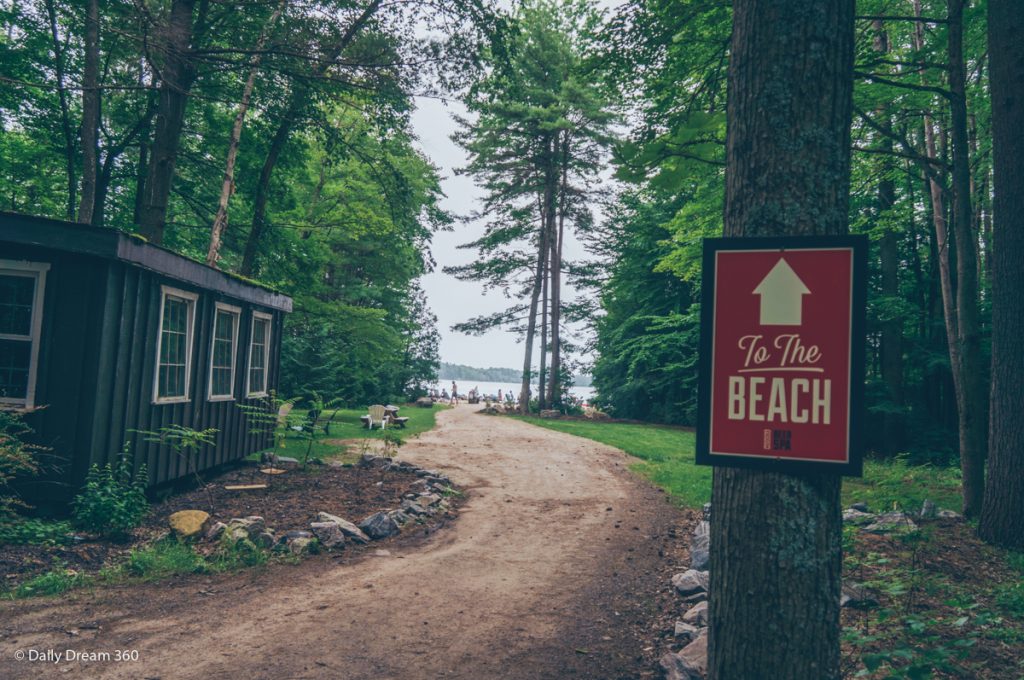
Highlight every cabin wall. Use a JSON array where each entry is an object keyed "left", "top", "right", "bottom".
[{"left": 4, "top": 243, "right": 285, "bottom": 503}]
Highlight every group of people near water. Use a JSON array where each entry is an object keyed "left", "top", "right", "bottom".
[{"left": 427, "top": 382, "right": 519, "bottom": 407}]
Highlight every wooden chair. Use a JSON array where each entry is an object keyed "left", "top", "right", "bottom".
[{"left": 361, "top": 404, "right": 389, "bottom": 430}]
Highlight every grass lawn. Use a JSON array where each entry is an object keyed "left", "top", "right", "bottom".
[
  {"left": 519, "top": 417, "right": 963, "bottom": 514},
  {"left": 260, "top": 403, "right": 448, "bottom": 464}
]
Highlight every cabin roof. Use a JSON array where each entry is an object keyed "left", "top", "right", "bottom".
[{"left": 0, "top": 211, "right": 292, "bottom": 312}]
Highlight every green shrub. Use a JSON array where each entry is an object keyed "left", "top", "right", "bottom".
[
  {"left": 11, "top": 561, "right": 87, "bottom": 598},
  {"left": 0, "top": 409, "right": 43, "bottom": 521},
  {"left": 71, "top": 451, "right": 148, "bottom": 538},
  {"left": 0, "top": 518, "right": 73, "bottom": 546},
  {"left": 124, "top": 538, "right": 205, "bottom": 579}
]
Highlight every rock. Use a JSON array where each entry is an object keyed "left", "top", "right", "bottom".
[
  {"left": 702, "top": 502, "right": 712, "bottom": 522},
  {"left": 690, "top": 520, "right": 710, "bottom": 570},
  {"left": 168, "top": 510, "right": 210, "bottom": 538},
  {"left": 660, "top": 651, "right": 700, "bottom": 680},
  {"left": 681, "top": 590, "right": 707, "bottom": 605},
  {"left": 863, "top": 510, "right": 918, "bottom": 534},
  {"left": 919, "top": 499, "right": 937, "bottom": 518},
  {"left": 585, "top": 410, "right": 610, "bottom": 421},
  {"left": 316, "top": 512, "right": 372, "bottom": 544},
  {"left": 850, "top": 502, "right": 869, "bottom": 512},
  {"left": 260, "top": 451, "right": 277, "bottom": 464},
  {"left": 226, "top": 516, "right": 266, "bottom": 538},
  {"left": 204, "top": 521, "right": 227, "bottom": 541},
  {"left": 672, "top": 569, "right": 709, "bottom": 596},
  {"left": 418, "top": 493, "right": 443, "bottom": 506},
  {"left": 226, "top": 525, "right": 250, "bottom": 542},
  {"left": 388, "top": 510, "right": 411, "bottom": 525},
  {"left": 274, "top": 456, "right": 300, "bottom": 465},
  {"left": 401, "top": 499, "right": 429, "bottom": 516},
  {"left": 283, "top": 529, "right": 313, "bottom": 541},
  {"left": 251, "top": 530, "right": 276, "bottom": 549},
  {"left": 358, "top": 512, "right": 400, "bottom": 540},
  {"left": 310, "top": 522, "right": 346, "bottom": 549},
  {"left": 288, "top": 537, "right": 313, "bottom": 555},
  {"left": 539, "top": 409, "right": 560, "bottom": 418},
  {"left": 415, "top": 397, "right": 434, "bottom": 408},
  {"left": 682, "top": 600, "right": 709, "bottom": 627},
  {"left": 359, "top": 453, "right": 384, "bottom": 468},
  {"left": 678, "top": 629, "right": 708, "bottom": 676},
  {"left": 840, "top": 581, "right": 879, "bottom": 609},
  {"left": 937, "top": 509, "right": 961, "bottom": 519},
  {"left": 674, "top": 621, "right": 700, "bottom": 642},
  {"left": 842, "top": 508, "right": 876, "bottom": 524}
]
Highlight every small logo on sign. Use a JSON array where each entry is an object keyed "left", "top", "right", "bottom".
[{"left": 772, "top": 430, "right": 792, "bottom": 451}]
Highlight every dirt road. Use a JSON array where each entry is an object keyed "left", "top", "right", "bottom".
[{"left": 0, "top": 405, "right": 690, "bottom": 680}]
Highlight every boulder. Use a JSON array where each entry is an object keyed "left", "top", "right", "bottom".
[
  {"left": 702, "top": 502, "right": 712, "bottom": 522},
  {"left": 919, "top": 499, "right": 937, "bottom": 518},
  {"left": 863, "top": 510, "right": 918, "bottom": 534},
  {"left": 674, "top": 621, "right": 700, "bottom": 642},
  {"left": 274, "top": 456, "right": 300, "bottom": 465},
  {"left": 358, "top": 512, "right": 400, "bottom": 540},
  {"left": 288, "top": 537, "right": 314, "bottom": 555},
  {"left": 850, "top": 502, "right": 870, "bottom": 512},
  {"left": 672, "top": 569, "right": 709, "bottom": 596},
  {"left": 251, "top": 530, "right": 276, "bottom": 549},
  {"left": 317, "top": 512, "right": 374, "bottom": 544},
  {"left": 585, "top": 410, "right": 610, "bottom": 421},
  {"left": 937, "top": 509, "right": 961, "bottom": 519},
  {"left": 260, "top": 451, "right": 277, "bottom": 464},
  {"left": 310, "top": 522, "right": 346, "bottom": 549},
  {"left": 418, "top": 493, "right": 443, "bottom": 507},
  {"left": 682, "top": 600, "right": 709, "bottom": 627},
  {"left": 168, "top": 510, "right": 210, "bottom": 539},
  {"left": 388, "top": 510, "right": 411, "bottom": 525},
  {"left": 204, "top": 521, "right": 227, "bottom": 541},
  {"left": 415, "top": 397, "right": 434, "bottom": 408},
  {"left": 690, "top": 520, "right": 710, "bottom": 571},
  {"left": 539, "top": 409, "right": 561, "bottom": 419},
  {"left": 678, "top": 629, "right": 708, "bottom": 676},
  {"left": 401, "top": 499, "right": 430, "bottom": 516},
  {"left": 660, "top": 651, "right": 700, "bottom": 680}
]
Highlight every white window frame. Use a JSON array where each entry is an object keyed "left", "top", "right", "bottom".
[
  {"left": 246, "top": 311, "right": 273, "bottom": 398},
  {"left": 0, "top": 259, "right": 49, "bottom": 409},
  {"left": 153, "top": 285, "right": 198, "bottom": 404},
  {"left": 208, "top": 302, "right": 241, "bottom": 401}
]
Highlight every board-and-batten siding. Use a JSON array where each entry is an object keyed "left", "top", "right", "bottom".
[{"left": 86, "top": 261, "right": 280, "bottom": 488}]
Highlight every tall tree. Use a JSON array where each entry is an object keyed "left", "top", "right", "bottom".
[
  {"left": 978, "top": 0, "right": 1024, "bottom": 548},
  {"left": 709, "top": 2, "right": 853, "bottom": 679},
  {"left": 77, "top": 0, "right": 100, "bottom": 224}
]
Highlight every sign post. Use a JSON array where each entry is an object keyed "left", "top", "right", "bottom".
[{"left": 697, "top": 236, "right": 867, "bottom": 476}]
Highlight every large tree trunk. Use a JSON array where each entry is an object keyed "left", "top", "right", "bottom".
[
  {"left": 206, "top": 1, "right": 284, "bottom": 267},
  {"left": 239, "top": 0, "right": 383, "bottom": 275},
  {"left": 548, "top": 131, "right": 569, "bottom": 408},
  {"left": 77, "top": 0, "right": 101, "bottom": 224},
  {"left": 137, "top": 0, "right": 206, "bottom": 243},
  {"left": 873, "top": 21, "right": 903, "bottom": 455},
  {"left": 946, "top": 0, "right": 986, "bottom": 517},
  {"left": 519, "top": 221, "right": 550, "bottom": 414},
  {"left": 708, "top": 2, "right": 853, "bottom": 678},
  {"left": 43, "top": 0, "right": 76, "bottom": 220},
  {"left": 978, "top": 0, "right": 1024, "bottom": 548}
]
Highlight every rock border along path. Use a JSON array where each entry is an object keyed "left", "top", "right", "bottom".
[{"left": 0, "top": 404, "right": 688, "bottom": 680}]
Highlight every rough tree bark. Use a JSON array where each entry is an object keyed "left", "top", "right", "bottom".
[
  {"left": 946, "top": 0, "right": 986, "bottom": 517},
  {"left": 43, "top": 0, "right": 76, "bottom": 220},
  {"left": 206, "top": 1, "right": 285, "bottom": 267},
  {"left": 978, "top": 0, "right": 1024, "bottom": 548},
  {"left": 137, "top": 0, "right": 208, "bottom": 243},
  {"left": 519, "top": 214, "right": 550, "bottom": 414},
  {"left": 708, "top": 2, "right": 853, "bottom": 678},
  {"left": 547, "top": 130, "right": 569, "bottom": 408},
  {"left": 77, "top": 0, "right": 101, "bottom": 224}
]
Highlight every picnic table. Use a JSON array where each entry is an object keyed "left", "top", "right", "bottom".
[{"left": 361, "top": 405, "right": 409, "bottom": 429}]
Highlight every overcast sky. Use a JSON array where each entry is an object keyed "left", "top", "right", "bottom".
[{"left": 411, "top": 94, "right": 596, "bottom": 372}]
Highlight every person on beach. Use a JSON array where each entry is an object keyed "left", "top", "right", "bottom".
[{"left": 450, "top": 381, "right": 458, "bottom": 405}]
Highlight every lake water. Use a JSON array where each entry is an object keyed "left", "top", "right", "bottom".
[{"left": 432, "top": 379, "right": 595, "bottom": 403}]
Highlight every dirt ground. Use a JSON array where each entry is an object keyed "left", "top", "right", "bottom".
[{"left": 0, "top": 404, "right": 693, "bottom": 680}]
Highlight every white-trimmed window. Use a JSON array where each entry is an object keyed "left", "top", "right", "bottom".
[
  {"left": 208, "top": 303, "right": 240, "bottom": 401},
  {"left": 0, "top": 260, "right": 49, "bottom": 408},
  {"left": 246, "top": 311, "right": 272, "bottom": 397},
  {"left": 154, "top": 286, "right": 198, "bottom": 403}
]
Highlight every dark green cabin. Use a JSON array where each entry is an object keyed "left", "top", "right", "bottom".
[{"left": 0, "top": 212, "right": 292, "bottom": 504}]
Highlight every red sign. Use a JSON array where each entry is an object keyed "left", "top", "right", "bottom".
[{"left": 697, "top": 236, "right": 866, "bottom": 475}]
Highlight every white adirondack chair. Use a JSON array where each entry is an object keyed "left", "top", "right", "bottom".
[{"left": 367, "top": 404, "right": 388, "bottom": 430}]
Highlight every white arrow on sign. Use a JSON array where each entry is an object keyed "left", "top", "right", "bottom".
[{"left": 753, "top": 257, "right": 811, "bottom": 325}]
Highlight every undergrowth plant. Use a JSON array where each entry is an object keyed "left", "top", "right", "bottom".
[
  {"left": 0, "top": 409, "right": 44, "bottom": 522},
  {"left": 136, "top": 425, "right": 218, "bottom": 509},
  {"left": 71, "top": 446, "right": 148, "bottom": 538}
]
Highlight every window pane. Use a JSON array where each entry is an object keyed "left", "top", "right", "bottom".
[
  {"left": 158, "top": 296, "right": 189, "bottom": 398},
  {"left": 249, "top": 317, "right": 268, "bottom": 394},
  {"left": 0, "top": 274, "right": 35, "bottom": 336},
  {"left": 0, "top": 339, "right": 31, "bottom": 399}
]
